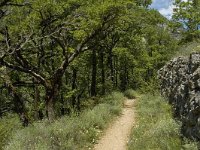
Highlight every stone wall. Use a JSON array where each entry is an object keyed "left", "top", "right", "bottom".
[{"left": 158, "top": 52, "right": 200, "bottom": 141}]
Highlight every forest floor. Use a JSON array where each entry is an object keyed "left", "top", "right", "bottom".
[{"left": 93, "top": 99, "right": 135, "bottom": 150}]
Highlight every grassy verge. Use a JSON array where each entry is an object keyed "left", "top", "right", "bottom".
[
  {"left": 0, "top": 114, "right": 21, "bottom": 150},
  {"left": 175, "top": 41, "right": 200, "bottom": 57},
  {"left": 4, "top": 92, "right": 124, "bottom": 150},
  {"left": 128, "top": 93, "right": 198, "bottom": 150}
]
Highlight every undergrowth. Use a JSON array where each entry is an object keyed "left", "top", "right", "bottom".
[
  {"left": 128, "top": 93, "right": 198, "bottom": 150},
  {"left": 175, "top": 41, "right": 200, "bottom": 57},
  {"left": 124, "top": 89, "right": 138, "bottom": 99},
  {"left": 4, "top": 92, "right": 124, "bottom": 150},
  {"left": 0, "top": 114, "right": 21, "bottom": 150}
]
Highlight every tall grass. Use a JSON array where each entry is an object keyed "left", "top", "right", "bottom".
[
  {"left": 0, "top": 114, "right": 21, "bottom": 150},
  {"left": 4, "top": 92, "right": 125, "bottom": 150},
  {"left": 128, "top": 93, "right": 198, "bottom": 150},
  {"left": 175, "top": 41, "right": 200, "bottom": 57}
]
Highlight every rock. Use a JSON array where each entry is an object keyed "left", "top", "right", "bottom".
[{"left": 158, "top": 52, "right": 200, "bottom": 141}]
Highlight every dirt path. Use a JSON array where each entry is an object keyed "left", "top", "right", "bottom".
[{"left": 93, "top": 99, "right": 135, "bottom": 150}]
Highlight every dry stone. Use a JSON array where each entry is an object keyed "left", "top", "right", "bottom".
[{"left": 158, "top": 52, "right": 200, "bottom": 141}]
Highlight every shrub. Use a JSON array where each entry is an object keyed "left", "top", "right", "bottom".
[
  {"left": 101, "top": 92, "right": 124, "bottom": 106},
  {"left": 124, "top": 89, "right": 138, "bottom": 99}
]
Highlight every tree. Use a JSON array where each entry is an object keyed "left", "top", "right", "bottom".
[
  {"left": 135, "top": 0, "right": 152, "bottom": 8},
  {"left": 0, "top": 0, "right": 129, "bottom": 121},
  {"left": 173, "top": 0, "right": 200, "bottom": 41},
  {"left": 0, "top": 0, "right": 178, "bottom": 124}
]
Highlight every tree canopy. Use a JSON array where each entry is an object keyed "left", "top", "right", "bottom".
[
  {"left": 0, "top": 0, "right": 178, "bottom": 123},
  {"left": 172, "top": 0, "right": 200, "bottom": 41}
]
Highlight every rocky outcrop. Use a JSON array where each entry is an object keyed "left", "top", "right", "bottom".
[{"left": 158, "top": 52, "right": 200, "bottom": 141}]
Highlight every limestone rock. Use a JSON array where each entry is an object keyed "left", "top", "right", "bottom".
[{"left": 158, "top": 52, "right": 200, "bottom": 141}]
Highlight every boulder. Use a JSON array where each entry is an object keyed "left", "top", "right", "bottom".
[{"left": 158, "top": 52, "right": 200, "bottom": 141}]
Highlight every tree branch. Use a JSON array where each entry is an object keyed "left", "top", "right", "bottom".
[
  {"left": 52, "top": 14, "right": 116, "bottom": 81},
  {"left": 0, "top": 59, "right": 47, "bottom": 86},
  {"left": 0, "top": 0, "right": 11, "bottom": 8}
]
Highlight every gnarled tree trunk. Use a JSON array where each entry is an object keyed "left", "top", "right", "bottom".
[
  {"left": 45, "top": 83, "right": 60, "bottom": 121},
  {"left": 91, "top": 49, "right": 97, "bottom": 97}
]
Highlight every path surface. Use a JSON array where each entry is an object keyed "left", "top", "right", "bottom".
[{"left": 94, "top": 99, "right": 135, "bottom": 150}]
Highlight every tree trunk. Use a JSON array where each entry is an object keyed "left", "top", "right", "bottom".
[
  {"left": 120, "top": 72, "right": 125, "bottom": 91},
  {"left": 60, "top": 91, "right": 65, "bottom": 116},
  {"left": 72, "top": 69, "right": 77, "bottom": 108},
  {"left": 46, "top": 101, "right": 55, "bottom": 121},
  {"left": 108, "top": 48, "right": 114, "bottom": 84},
  {"left": 45, "top": 86, "right": 59, "bottom": 121},
  {"left": 5, "top": 76, "right": 29, "bottom": 126},
  {"left": 34, "top": 79, "right": 43, "bottom": 120},
  {"left": 115, "top": 57, "right": 118, "bottom": 87},
  {"left": 46, "top": 94, "right": 56, "bottom": 121},
  {"left": 125, "top": 64, "right": 129, "bottom": 88},
  {"left": 120, "top": 62, "right": 127, "bottom": 91},
  {"left": 91, "top": 49, "right": 97, "bottom": 97},
  {"left": 100, "top": 49, "right": 105, "bottom": 95},
  {"left": 13, "top": 93, "right": 29, "bottom": 127}
]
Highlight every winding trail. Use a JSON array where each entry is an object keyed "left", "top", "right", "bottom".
[{"left": 94, "top": 99, "right": 135, "bottom": 150}]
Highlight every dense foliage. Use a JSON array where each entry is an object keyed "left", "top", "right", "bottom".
[
  {"left": 0, "top": 0, "right": 178, "bottom": 124},
  {"left": 172, "top": 0, "right": 200, "bottom": 41}
]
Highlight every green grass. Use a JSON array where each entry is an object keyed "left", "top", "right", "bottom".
[
  {"left": 124, "top": 89, "right": 138, "bottom": 99},
  {"left": 128, "top": 93, "right": 198, "bottom": 150},
  {"left": 0, "top": 114, "right": 21, "bottom": 150},
  {"left": 4, "top": 92, "right": 125, "bottom": 150},
  {"left": 175, "top": 41, "right": 200, "bottom": 57}
]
